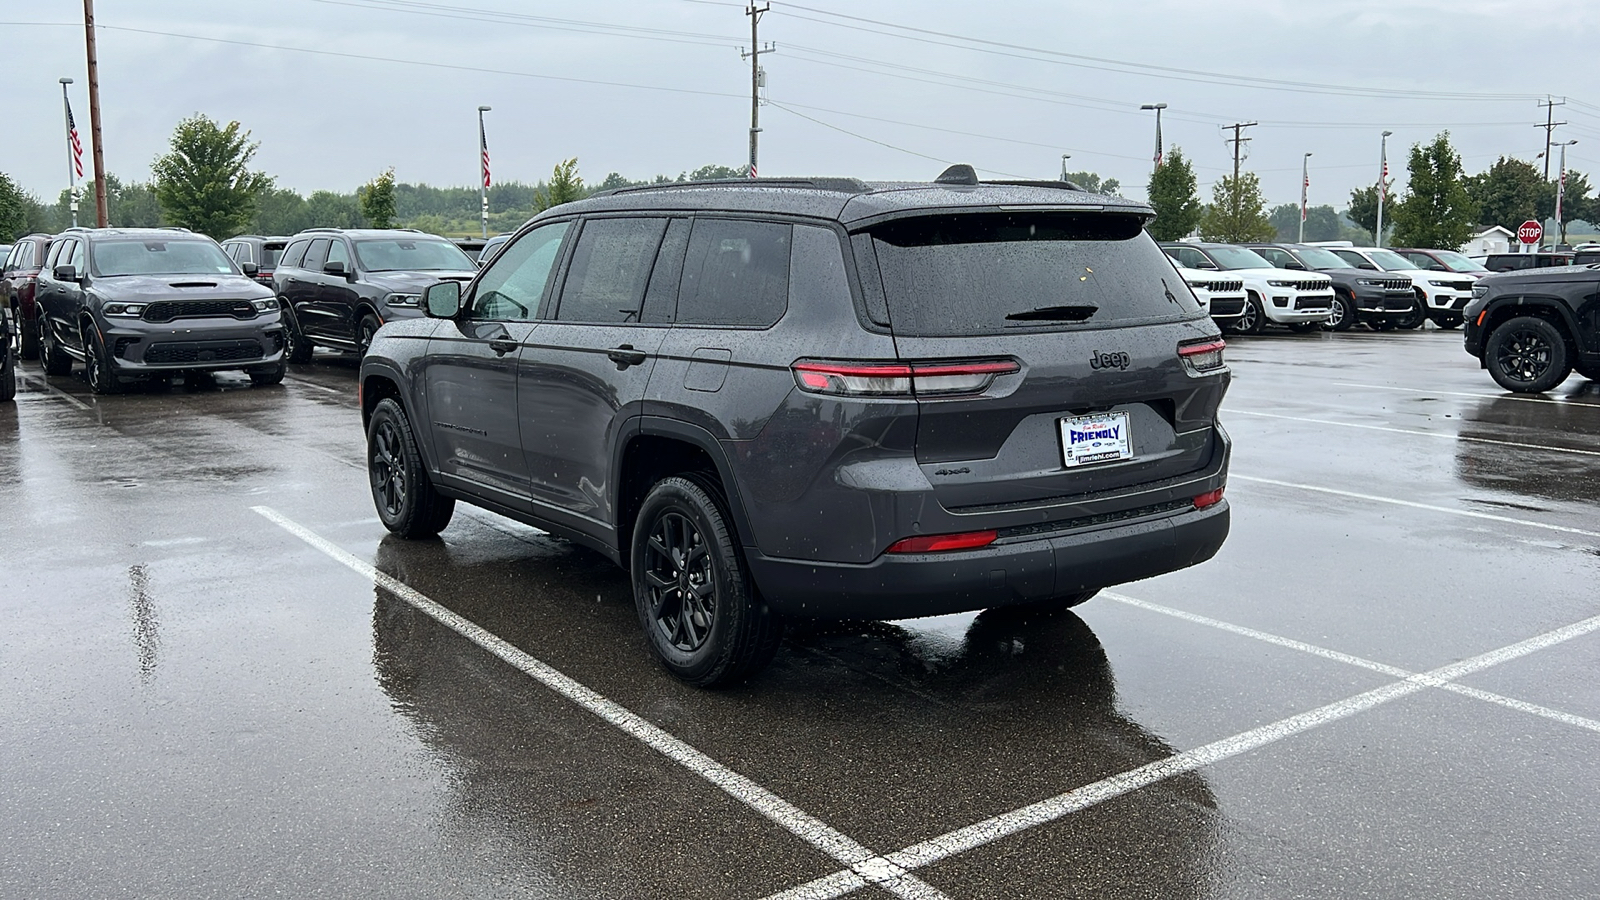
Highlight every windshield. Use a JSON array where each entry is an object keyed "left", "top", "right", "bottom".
[
  {"left": 870, "top": 211, "right": 1200, "bottom": 337},
  {"left": 354, "top": 239, "right": 475, "bottom": 272},
  {"left": 92, "top": 239, "right": 236, "bottom": 277},
  {"left": 1368, "top": 249, "right": 1419, "bottom": 271},
  {"left": 1205, "top": 247, "right": 1276, "bottom": 270},
  {"left": 1431, "top": 250, "right": 1487, "bottom": 273},
  {"left": 1289, "top": 246, "right": 1349, "bottom": 269}
]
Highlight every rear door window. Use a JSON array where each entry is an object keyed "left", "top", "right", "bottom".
[
  {"left": 554, "top": 217, "right": 668, "bottom": 323},
  {"left": 676, "top": 218, "right": 792, "bottom": 328},
  {"left": 870, "top": 211, "right": 1196, "bottom": 336},
  {"left": 280, "top": 240, "right": 308, "bottom": 269}
]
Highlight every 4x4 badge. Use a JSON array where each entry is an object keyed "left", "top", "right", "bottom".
[{"left": 1090, "top": 351, "right": 1130, "bottom": 371}]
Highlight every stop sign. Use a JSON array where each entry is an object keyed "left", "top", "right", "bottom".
[{"left": 1518, "top": 220, "right": 1543, "bottom": 245}]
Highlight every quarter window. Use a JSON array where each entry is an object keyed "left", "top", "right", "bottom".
[
  {"left": 471, "top": 221, "right": 571, "bottom": 321},
  {"left": 555, "top": 218, "right": 668, "bottom": 323},
  {"left": 676, "top": 218, "right": 792, "bottom": 328}
]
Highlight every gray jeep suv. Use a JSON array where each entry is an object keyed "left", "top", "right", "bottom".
[{"left": 359, "top": 168, "right": 1233, "bottom": 685}]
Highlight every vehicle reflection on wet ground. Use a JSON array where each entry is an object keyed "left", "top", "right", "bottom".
[{"left": 2, "top": 331, "right": 1597, "bottom": 898}]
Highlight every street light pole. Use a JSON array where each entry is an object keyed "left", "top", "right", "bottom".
[
  {"left": 477, "top": 105, "right": 491, "bottom": 240},
  {"left": 1553, "top": 139, "right": 1578, "bottom": 246},
  {"left": 1299, "top": 152, "right": 1312, "bottom": 243},
  {"left": 1059, "top": 154, "right": 1070, "bottom": 181},
  {"left": 1139, "top": 103, "right": 1167, "bottom": 173},
  {"left": 1375, "top": 131, "right": 1392, "bottom": 248},
  {"left": 59, "top": 77, "right": 77, "bottom": 228}
]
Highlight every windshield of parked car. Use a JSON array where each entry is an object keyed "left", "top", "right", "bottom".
[
  {"left": 1429, "top": 250, "right": 1487, "bottom": 273},
  {"left": 91, "top": 239, "right": 237, "bottom": 277},
  {"left": 1287, "top": 246, "right": 1349, "bottom": 269},
  {"left": 1204, "top": 247, "right": 1276, "bottom": 270},
  {"left": 354, "top": 239, "right": 475, "bottom": 272},
  {"left": 1367, "top": 249, "right": 1420, "bottom": 271}
]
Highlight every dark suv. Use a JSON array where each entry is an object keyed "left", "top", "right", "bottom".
[
  {"left": 1464, "top": 263, "right": 1600, "bottom": 392},
  {"left": 2, "top": 233, "right": 56, "bottom": 360},
  {"left": 1242, "top": 243, "right": 1418, "bottom": 331},
  {"left": 220, "top": 234, "right": 290, "bottom": 290},
  {"left": 274, "top": 228, "right": 478, "bottom": 361},
  {"left": 359, "top": 169, "right": 1233, "bottom": 685},
  {"left": 33, "top": 228, "right": 284, "bottom": 393}
]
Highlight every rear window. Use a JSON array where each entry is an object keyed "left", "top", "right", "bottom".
[
  {"left": 261, "top": 243, "right": 287, "bottom": 268},
  {"left": 869, "top": 211, "right": 1198, "bottom": 336}
]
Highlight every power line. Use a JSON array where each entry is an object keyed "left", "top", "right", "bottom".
[{"left": 766, "top": 101, "right": 1028, "bottom": 178}]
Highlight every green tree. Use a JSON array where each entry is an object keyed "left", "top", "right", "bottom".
[
  {"left": 1063, "top": 170, "right": 1121, "bottom": 196},
  {"left": 53, "top": 174, "right": 161, "bottom": 229},
  {"left": 685, "top": 164, "right": 749, "bottom": 181},
  {"left": 1390, "top": 132, "right": 1477, "bottom": 250},
  {"left": 250, "top": 187, "right": 311, "bottom": 235},
  {"left": 1146, "top": 147, "right": 1202, "bottom": 241},
  {"left": 1464, "top": 156, "right": 1548, "bottom": 234},
  {"left": 360, "top": 167, "right": 397, "bottom": 228},
  {"left": 1268, "top": 203, "right": 1353, "bottom": 243},
  {"left": 534, "top": 158, "right": 584, "bottom": 212},
  {"left": 0, "top": 173, "right": 29, "bottom": 242},
  {"left": 304, "top": 190, "right": 362, "bottom": 228},
  {"left": 151, "top": 114, "right": 272, "bottom": 238},
  {"left": 1199, "top": 172, "right": 1275, "bottom": 242},
  {"left": 1345, "top": 180, "right": 1393, "bottom": 240}
]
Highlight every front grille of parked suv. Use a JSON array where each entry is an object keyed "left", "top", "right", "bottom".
[
  {"left": 143, "top": 340, "right": 265, "bottom": 364},
  {"left": 1382, "top": 278, "right": 1412, "bottom": 291},
  {"left": 141, "top": 300, "right": 257, "bottom": 323},
  {"left": 1288, "top": 280, "right": 1330, "bottom": 291},
  {"left": 1205, "top": 279, "right": 1243, "bottom": 293}
]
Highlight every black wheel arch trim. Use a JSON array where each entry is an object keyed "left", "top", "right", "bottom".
[
  {"left": 1477, "top": 295, "right": 1582, "bottom": 354},
  {"left": 360, "top": 360, "right": 440, "bottom": 476},
  {"left": 630, "top": 415, "right": 759, "bottom": 555}
]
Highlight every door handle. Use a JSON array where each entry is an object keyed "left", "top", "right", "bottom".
[
  {"left": 488, "top": 336, "right": 520, "bottom": 356},
  {"left": 606, "top": 344, "right": 648, "bottom": 369}
]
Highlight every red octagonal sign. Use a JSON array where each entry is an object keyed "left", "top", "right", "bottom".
[{"left": 1518, "top": 220, "right": 1543, "bottom": 244}]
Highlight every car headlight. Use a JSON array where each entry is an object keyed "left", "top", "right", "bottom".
[
  {"left": 1472, "top": 284, "right": 1489, "bottom": 299},
  {"left": 1184, "top": 280, "right": 1209, "bottom": 290},
  {"left": 102, "top": 303, "right": 146, "bottom": 317},
  {"left": 385, "top": 292, "right": 420, "bottom": 307},
  {"left": 1428, "top": 279, "right": 1454, "bottom": 287},
  {"left": 1356, "top": 278, "right": 1385, "bottom": 286},
  {"left": 251, "top": 298, "right": 279, "bottom": 312},
  {"left": 1267, "top": 280, "right": 1293, "bottom": 287}
]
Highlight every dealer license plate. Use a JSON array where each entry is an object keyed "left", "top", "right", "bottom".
[{"left": 1060, "top": 411, "right": 1133, "bottom": 468}]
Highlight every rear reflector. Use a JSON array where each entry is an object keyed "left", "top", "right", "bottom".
[
  {"left": 1193, "top": 488, "right": 1225, "bottom": 509},
  {"left": 1178, "top": 338, "right": 1226, "bottom": 372},
  {"left": 793, "top": 359, "right": 1019, "bottom": 398},
  {"left": 886, "top": 530, "right": 998, "bottom": 554}
]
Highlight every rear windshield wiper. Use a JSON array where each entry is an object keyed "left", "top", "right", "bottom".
[{"left": 1004, "top": 304, "right": 1098, "bottom": 322}]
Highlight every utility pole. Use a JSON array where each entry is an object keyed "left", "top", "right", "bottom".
[
  {"left": 1140, "top": 103, "right": 1167, "bottom": 173},
  {"left": 741, "top": 4, "right": 773, "bottom": 179},
  {"left": 83, "top": 0, "right": 107, "bottom": 228},
  {"left": 59, "top": 78, "right": 78, "bottom": 228},
  {"left": 1223, "top": 122, "right": 1257, "bottom": 227},
  {"left": 1299, "top": 152, "right": 1312, "bottom": 243},
  {"left": 1536, "top": 97, "right": 1567, "bottom": 181},
  {"left": 1553, "top": 139, "right": 1578, "bottom": 245},
  {"left": 1375, "top": 131, "right": 1392, "bottom": 248}
]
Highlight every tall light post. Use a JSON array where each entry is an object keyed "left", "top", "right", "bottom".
[
  {"left": 1140, "top": 103, "right": 1167, "bottom": 172},
  {"left": 476, "top": 105, "right": 491, "bottom": 239},
  {"left": 1059, "top": 153, "right": 1071, "bottom": 181},
  {"left": 1553, "top": 139, "right": 1578, "bottom": 246},
  {"left": 1299, "top": 152, "right": 1312, "bottom": 243},
  {"left": 1374, "top": 131, "right": 1392, "bottom": 248},
  {"left": 59, "top": 77, "right": 78, "bottom": 228}
]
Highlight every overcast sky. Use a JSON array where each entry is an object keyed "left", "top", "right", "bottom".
[{"left": 5, "top": 0, "right": 1600, "bottom": 210}]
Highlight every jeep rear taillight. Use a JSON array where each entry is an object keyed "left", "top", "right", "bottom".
[
  {"left": 1193, "top": 488, "right": 1225, "bottom": 509},
  {"left": 886, "top": 530, "right": 998, "bottom": 554},
  {"left": 1177, "top": 338, "right": 1226, "bottom": 373},
  {"left": 792, "top": 359, "right": 1019, "bottom": 398}
]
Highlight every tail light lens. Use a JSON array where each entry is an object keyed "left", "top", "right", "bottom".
[
  {"left": 886, "top": 530, "right": 998, "bottom": 554},
  {"left": 1193, "top": 488, "right": 1225, "bottom": 509},
  {"left": 1178, "top": 338, "right": 1226, "bottom": 373},
  {"left": 792, "top": 359, "right": 1019, "bottom": 398}
]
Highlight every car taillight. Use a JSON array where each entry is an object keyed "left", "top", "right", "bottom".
[
  {"left": 886, "top": 530, "right": 998, "bottom": 554},
  {"left": 1178, "top": 338, "right": 1226, "bottom": 372},
  {"left": 1193, "top": 488, "right": 1225, "bottom": 509},
  {"left": 792, "top": 359, "right": 1019, "bottom": 397}
]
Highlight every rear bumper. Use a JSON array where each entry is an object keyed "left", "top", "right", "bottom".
[{"left": 747, "top": 500, "right": 1229, "bottom": 620}]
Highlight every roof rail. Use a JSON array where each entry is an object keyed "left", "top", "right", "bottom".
[
  {"left": 300, "top": 227, "right": 343, "bottom": 233},
  {"left": 982, "top": 179, "right": 1090, "bottom": 192},
  {"left": 601, "top": 177, "right": 872, "bottom": 197}
]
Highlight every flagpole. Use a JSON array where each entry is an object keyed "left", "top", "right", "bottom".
[
  {"left": 1299, "top": 152, "right": 1312, "bottom": 243},
  {"left": 1375, "top": 131, "right": 1392, "bottom": 248},
  {"left": 59, "top": 77, "right": 77, "bottom": 228},
  {"left": 477, "top": 105, "right": 491, "bottom": 240}
]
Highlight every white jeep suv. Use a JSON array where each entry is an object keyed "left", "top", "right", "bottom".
[
  {"left": 1175, "top": 265, "right": 1247, "bottom": 326},
  {"left": 1161, "top": 243, "right": 1334, "bottom": 334}
]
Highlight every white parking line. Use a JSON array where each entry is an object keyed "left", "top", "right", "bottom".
[
  {"left": 1231, "top": 475, "right": 1600, "bottom": 540},
  {"left": 1332, "top": 381, "right": 1600, "bottom": 409},
  {"left": 1227, "top": 408, "right": 1600, "bottom": 457},
  {"left": 1105, "top": 592, "right": 1600, "bottom": 735},
  {"left": 768, "top": 603, "right": 1600, "bottom": 900},
  {"left": 285, "top": 375, "right": 346, "bottom": 395},
  {"left": 18, "top": 372, "right": 92, "bottom": 411},
  {"left": 250, "top": 506, "right": 952, "bottom": 900}
]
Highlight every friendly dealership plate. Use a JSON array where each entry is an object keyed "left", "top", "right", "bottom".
[{"left": 1060, "top": 411, "right": 1133, "bottom": 468}]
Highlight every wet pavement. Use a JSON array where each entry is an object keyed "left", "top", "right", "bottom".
[{"left": 2, "top": 328, "right": 1597, "bottom": 899}]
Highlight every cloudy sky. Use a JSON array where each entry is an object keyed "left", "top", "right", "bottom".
[{"left": 5, "top": 0, "right": 1600, "bottom": 210}]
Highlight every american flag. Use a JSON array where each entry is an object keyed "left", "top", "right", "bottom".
[
  {"left": 1301, "top": 171, "right": 1309, "bottom": 222},
  {"left": 67, "top": 100, "right": 84, "bottom": 179},
  {"left": 480, "top": 134, "right": 491, "bottom": 189}
]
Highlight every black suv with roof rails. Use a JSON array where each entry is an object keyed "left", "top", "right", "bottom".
[
  {"left": 274, "top": 228, "right": 478, "bottom": 361},
  {"left": 33, "top": 227, "right": 284, "bottom": 393},
  {"left": 359, "top": 167, "right": 1233, "bottom": 686},
  {"left": 1464, "top": 263, "right": 1600, "bottom": 392},
  {"left": 1242, "top": 242, "right": 1418, "bottom": 331}
]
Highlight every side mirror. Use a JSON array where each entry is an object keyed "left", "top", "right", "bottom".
[
  {"left": 423, "top": 280, "right": 463, "bottom": 319},
  {"left": 1285, "top": 261, "right": 1306, "bottom": 270},
  {"left": 1429, "top": 264, "right": 1447, "bottom": 271},
  {"left": 241, "top": 261, "right": 260, "bottom": 277},
  {"left": 1359, "top": 263, "right": 1378, "bottom": 270},
  {"left": 1198, "top": 261, "right": 1219, "bottom": 270},
  {"left": 53, "top": 264, "right": 79, "bottom": 282},
  {"left": 323, "top": 260, "right": 348, "bottom": 277}
]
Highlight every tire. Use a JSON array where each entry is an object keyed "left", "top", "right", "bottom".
[
  {"left": 357, "top": 313, "right": 381, "bottom": 356},
  {"left": 1394, "top": 295, "right": 1427, "bottom": 330},
  {"left": 282, "top": 303, "right": 313, "bottom": 363},
  {"left": 18, "top": 312, "right": 40, "bottom": 361},
  {"left": 1327, "top": 292, "right": 1356, "bottom": 332},
  {"left": 84, "top": 324, "right": 124, "bottom": 395},
  {"left": 1432, "top": 313, "right": 1463, "bottom": 330},
  {"left": 632, "top": 474, "right": 784, "bottom": 687},
  {"left": 367, "top": 397, "right": 455, "bottom": 539},
  {"left": 40, "top": 318, "right": 71, "bottom": 376},
  {"left": 1485, "top": 316, "right": 1572, "bottom": 393},
  {"left": 250, "top": 360, "right": 286, "bottom": 386},
  {"left": 1288, "top": 322, "right": 1322, "bottom": 334},
  {"left": 1231, "top": 293, "right": 1264, "bottom": 335}
]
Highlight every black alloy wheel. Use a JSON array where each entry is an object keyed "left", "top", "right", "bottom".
[
  {"left": 1232, "top": 294, "right": 1264, "bottom": 335},
  {"left": 1327, "top": 293, "right": 1356, "bottom": 332},
  {"left": 84, "top": 325, "right": 124, "bottom": 395},
  {"left": 1486, "top": 316, "right": 1572, "bottom": 393},
  {"left": 1394, "top": 295, "right": 1428, "bottom": 330},
  {"left": 40, "top": 318, "right": 71, "bottom": 376},
  {"left": 283, "top": 303, "right": 313, "bottom": 363},
  {"left": 367, "top": 397, "right": 455, "bottom": 538},
  {"left": 357, "top": 314, "right": 381, "bottom": 356},
  {"left": 632, "top": 475, "right": 783, "bottom": 687}
]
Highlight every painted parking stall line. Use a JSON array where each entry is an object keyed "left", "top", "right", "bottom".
[
  {"left": 1227, "top": 408, "right": 1600, "bottom": 458},
  {"left": 17, "top": 372, "right": 93, "bottom": 411},
  {"left": 1331, "top": 380, "right": 1600, "bottom": 409},
  {"left": 251, "top": 506, "right": 953, "bottom": 900}
]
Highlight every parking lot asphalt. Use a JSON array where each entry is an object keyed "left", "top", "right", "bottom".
[{"left": 2, "top": 327, "right": 1597, "bottom": 899}]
